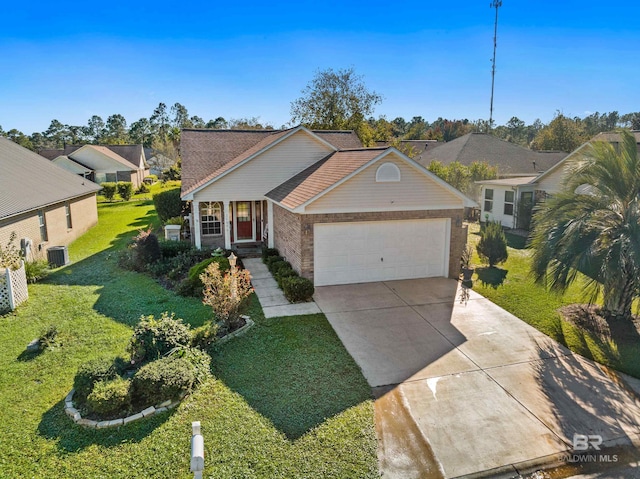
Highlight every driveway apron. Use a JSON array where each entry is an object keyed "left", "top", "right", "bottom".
[{"left": 314, "top": 279, "right": 640, "bottom": 478}]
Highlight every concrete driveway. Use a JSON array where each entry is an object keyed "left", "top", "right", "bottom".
[{"left": 313, "top": 279, "right": 640, "bottom": 478}]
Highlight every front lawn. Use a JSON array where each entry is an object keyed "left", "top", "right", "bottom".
[
  {"left": 468, "top": 223, "right": 640, "bottom": 378},
  {"left": 0, "top": 199, "right": 376, "bottom": 478}
]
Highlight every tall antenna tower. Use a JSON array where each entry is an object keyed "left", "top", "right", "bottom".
[{"left": 489, "top": 0, "right": 502, "bottom": 129}]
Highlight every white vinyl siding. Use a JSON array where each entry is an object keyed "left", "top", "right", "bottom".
[
  {"left": 194, "top": 131, "right": 334, "bottom": 202},
  {"left": 305, "top": 157, "right": 463, "bottom": 213},
  {"left": 314, "top": 219, "right": 450, "bottom": 286},
  {"left": 536, "top": 167, "right": 567, "bottom": 196}
]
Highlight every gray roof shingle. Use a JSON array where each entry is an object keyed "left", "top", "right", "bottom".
[
  {"left": 416, "top": 133, "right": 568, "bottom": 176},
  {"left": 0, "top": 138, "right": 101, "bottom": 220}
]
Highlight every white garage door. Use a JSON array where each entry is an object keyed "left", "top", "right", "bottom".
[{"left": 314, "top": 219, "right": 450, "bottom": 286}]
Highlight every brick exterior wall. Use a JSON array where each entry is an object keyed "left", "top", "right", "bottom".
[
  {"left": 272, "top": 204, "right": 467, "bottom": 282},
  {"left": 0, "top": 194, "right": 98, "bottom": 260}
]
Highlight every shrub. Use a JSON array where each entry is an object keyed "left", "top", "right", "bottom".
[
  {"left": 261, "top": 246, "right": 279, "bottom": 260},
  {"left": 101, "top": 182, "right": 117, "bottom": 201},
  {"left": 270, "top": 261, "right": 292, "bottom": 278},
  {"left": 129, "top": 227, "right": 161, "bottom": 271},
  {"left": 201, "top": 262, "right": 253, "bottom": 331},
  {"left": 159, "top": 240, "right": 193, "bottom": 259},
  {"left": 281, "top": 276, "right": 315, "bottom": 303},
  {"left": 38, "top": 325, "right": 58, "bottom": 350},
  {"left": 24, "top": 259, "right": 49, "bottom": 283},
  {"left": 265, "top": 255, "right": 285, "bottom": 271},
  {"left": 132, "top": 356, "right": 194, "bottom": 403},
  {"left": 144, "top": 175, "right": 158, "bottom": 184},
  {"left": 128, "top": 312, "right": 192, "bottom": 364},
  {"left": 73, "top": 357, "right": 121, "bottom": 401},
  {"left": 152, "top": 188, "right": 182, "bottom": 223},
  {"left": 276, "top": 268, "right": 298, "bottom": 288},
  {"left": 0, "top": 231, "right": 21, "bottom": 270},
  {"left": 168, "top": 347, "right": 211, "bottom": 385},
  {"left": 117, "top": 182, "right": 134, "bottom": 201},
  {"left": 180, "top": 256, "right": 232, "bottom": 297},
  {"left": 86, "top": 378, "right": 131, "bottom": 416},
  {"left": 191, "top": 324, "right": 219, "bottom": 350},
  {"left": 477, "top": 220, "right": 508, "bottom": 267},
  {"left": 165, "top": 216, "right": 183, "bottom": 226},
  {"left": 137, "top": 183, "right": 150, "bottom": 194}
]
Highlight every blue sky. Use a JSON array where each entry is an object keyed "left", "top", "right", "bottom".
[{"left": 1, "top": 0, "right": 639, "bottom": 134}]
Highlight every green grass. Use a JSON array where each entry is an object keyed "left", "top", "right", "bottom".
[
  {"left": 468, "top": 223, "right": 640, "bottom": 378},
  {"left": 0, "top": 200, "right": 376, "bottom": 478},
  {"left": 96, "top": 180, "right": 181, "bottom": 204}
]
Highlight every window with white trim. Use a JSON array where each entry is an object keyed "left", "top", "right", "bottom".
[
  {"left": 200, "top": 202, "right": 222, "bottom": 236},
  {"left": 484, "top": 188, "right": 494, "bottom": 212},
  {"left": 38, "top": 210, "right": 48, "bottom": 241},
  {"left": 65, "top": 201, "right": 73, "bottom": 229},
  {"left": 504, "top": 190, "right": 515, "bottom": 215}
]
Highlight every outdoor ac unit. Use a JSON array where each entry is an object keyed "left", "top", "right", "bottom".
[{"left": 47, "top": 246, "right": 69, "bottom": 267}]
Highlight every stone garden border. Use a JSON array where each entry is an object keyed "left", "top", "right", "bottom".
[{"left": 65, "top": 316, "right": 255, "bottom": 429}]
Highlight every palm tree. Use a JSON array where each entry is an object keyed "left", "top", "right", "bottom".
[{"left": 531, "top": 130, "right": 640, "bottom": 324}]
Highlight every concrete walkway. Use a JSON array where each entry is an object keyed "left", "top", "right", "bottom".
[
  {"left": 314, "top": 278, "right": 640, "bottom": 478},
  {"left": 242, "top": 258, "right": 321, "bottom": 318}
]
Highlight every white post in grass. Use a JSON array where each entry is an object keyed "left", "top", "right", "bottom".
[{"left": 191, "top": 421, "right": 204, "bottom": 479}]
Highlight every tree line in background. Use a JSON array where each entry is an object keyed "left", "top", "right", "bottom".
[{"left": 2, "top": 67, "right": 639, "bottom": 158}]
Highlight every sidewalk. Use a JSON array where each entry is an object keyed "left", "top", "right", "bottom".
[{"left": 242, "top": 258, "right": 321, "bottom": 318}]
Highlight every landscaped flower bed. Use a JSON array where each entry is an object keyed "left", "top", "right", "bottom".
[{"left": 261, "top": 247, "right": 314, "bottom": 303}]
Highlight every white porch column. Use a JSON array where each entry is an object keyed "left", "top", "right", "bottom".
[
  {"left": 193, "top": 201, "right": 202, "bottom": 249},
  {"left": 223, "top": 200, "right": 232, "bottom": 250},
  {"left": 267, "top": 201, "right": 274, "bottom": 248}
]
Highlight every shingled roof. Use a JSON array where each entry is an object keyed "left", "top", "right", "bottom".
[
  {"left": 0, "top": 138, "right": 101, "bottom": 220},
  {"left": 417, "top": 133, "right": 567, "bottom": 177},
  {"left": 39, "top": 144, "right": 146, "bottom": 169},
  {"left": 180, "top": 127, "right": 362, "bottom": 196},
  {"left": 266, "top": 148, "right": 387, "bottom": 209}
]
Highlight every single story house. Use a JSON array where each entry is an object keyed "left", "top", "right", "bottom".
[
  {"left": 0, "top": 137, "right": 101, "bottom": 260},
  {"left": 40, "top": 144, "right": 149, "bottom": 188},
  {"left": 476, "top": 130, "right": 640, "bottom": 230},
  {"left": 181, "top": 126, "right": 476, "bottom": 286}
]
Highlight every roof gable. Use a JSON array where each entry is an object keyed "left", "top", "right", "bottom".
[
  {"left": 68, "top": 145, "right": 136, "bottom": 171},
  {"left": 0, "top": 138, "right": 100, "bottom": 220},
  {"left": 63, "top": 144, "right": 145, "bottom": 169},
  {"left": 266, "top": 147, "right": 476, "bottom": 212}
]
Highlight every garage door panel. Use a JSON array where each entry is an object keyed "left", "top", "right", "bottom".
[{"left": 314, "top": 219, "right": 449, "bottom": 286}]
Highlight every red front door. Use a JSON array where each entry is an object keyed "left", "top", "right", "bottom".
[{"left": 235, "top": 201, "right": 253, "bottom": 240}]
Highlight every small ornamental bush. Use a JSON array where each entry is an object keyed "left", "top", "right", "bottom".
[
  {"left": 265, "top": 256, "right": 285, "bottom": 272},
  {"left": 169, "top": 347, "right": 212, "bottom": 386},
  {"left": 0, "top": 231, "right": 22, "bottom": 270},
  {"left": 73, "top": 357, "right": 121, "bottom": 401},
  {"left": 281, "top": 277, "right": 315, "bottom": 303},
  {"left": 117, "top": 182, "right": 134, "bottom": 201},
  {"left": 276, "top": 268, "right": 298, "bottom": 289},
  {"left": 152, "top": 188, "right": 182, "bottom": 223},
  {"left": 126, "top": 227, "right": 161, "bottom": 271},
  {"left": 261, "top": 246, "right": 279, "bottom": 260},
  {"left": 136, "top": 183, "right": 150, "bottom": 194},
  {"left": 477, "top": 220, "right": 508, "bottom": 267},
  {"left": 132, "top": 356, "right": 195, "bottom": 403},
  {"left": 24, "top": 259, "right": 50, "bottom": 283},
  {"left": 158, "top": 240, "right": 193, "bottom": 259},
  {"left": 101, "top": 182, "right": 117, "bottom": 201},
  {"left": 86, "top": 378, "right": 131, "bottom": 416},
  {"left": 38, "top": 325, "right": 58, "bottom": 350},
  {"left": 191, "top": 324, "right": 219, "bottom": 350},
  {"left": 201, "top": 262, "right": 253, "bottom": 331},
  {"left": 128, "top": 312, "right": 191, "bottom": 364}
]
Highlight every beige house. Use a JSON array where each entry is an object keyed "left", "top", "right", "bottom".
[
  {"left": 41, "top": 144, "right": 149, "bottom": 188},
  {"left": 181, "top": 126, "right": 476, "bottom": 286},
  {"left": 0, "top": 137, "right": 101, "bottom": 260}
]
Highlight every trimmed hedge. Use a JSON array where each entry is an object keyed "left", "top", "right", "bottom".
[
  {"left": 261, "top": 246, "right": 279, "bottom": 260},
  {"left": 86, "top": 378, "right": 131, "bottom": 416},
  {"left": 152, "top": 188, "right": 182, "bottom": 223},
  {"left": 101, "top": 182, "right": 117, "bottom": 201},
  {"left": 73, "top": 357, "right": 122, "bottom": 401},
  {"left": 265, "top": 255, "right": 285, "bottom": 272},
  {"left": 282, "top": 276, "right": 315, "bottom": 303},
  {"left": 132, "top": 356, "right": 195, "bottom": 403},
  {"left": 158, "top": 240, "right": 193, "bottom": 259},
  {"left": 117, "top": 182, "right": 134, "bottom": 201}
]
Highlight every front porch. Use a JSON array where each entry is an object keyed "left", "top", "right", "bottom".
[{"left": 191, "top": 199, "right": 274, "bottom": 251}]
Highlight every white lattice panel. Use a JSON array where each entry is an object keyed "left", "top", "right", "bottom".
[
  {"left": 0, "top": 262, "right": 28, "bottom": 312},
  {"left": 0, "top": 274, "right": 9, "bottom": 312}
]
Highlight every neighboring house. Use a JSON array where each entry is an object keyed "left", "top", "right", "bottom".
[
  {"left": 476, "top": 130, "right": 640, "bottom": 230},
  {"left": 144, "top": 148, "right": 175, "bottom": 177},
  {"left": 475, "top": 176, "right": 537, "bottom": 230},
  {"left": 416, "top": 132, "right": 567, "bottom": 178},
  {"left": 40, "top": 144, "right": 149, "bottom": 188},
  {"left": 181, "top": 126, "right": 476, "bottom": 287},
  {"left": 0, "top": 137, "right": 101, "bottom": 260}
]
